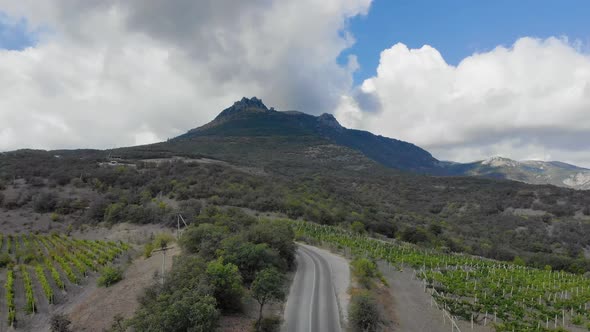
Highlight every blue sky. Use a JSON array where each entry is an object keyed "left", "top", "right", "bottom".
[
  {"left": 1, "top": 1, "right": 590, "bottom": 166},
  {"left": 0, "top": 13, "right": 37, "bottom": 50},
  {"left": 342, "top": 0, "right": 590, "bottom": 84}
]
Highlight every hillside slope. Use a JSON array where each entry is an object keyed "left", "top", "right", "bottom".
[
  {"left": 174, "top": 97, "right": 439, "bottom": 172},
  {"left": 449, "top": 156, "right": 590, "bottom": 190}
]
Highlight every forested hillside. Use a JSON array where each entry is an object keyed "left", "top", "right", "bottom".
[{"left": 1, "top": 147, "right": 590, "bottom": 273}]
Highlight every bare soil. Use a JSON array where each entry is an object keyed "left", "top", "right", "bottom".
[{"left": 62, "top": 246, "right": 180, "bottom": 332}]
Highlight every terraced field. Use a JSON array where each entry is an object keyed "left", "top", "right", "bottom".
[{"left": 0, "top": 233, "right": 128, "bottom": 329}]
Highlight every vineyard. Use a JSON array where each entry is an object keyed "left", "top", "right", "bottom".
[
  {"left": 0, "top": 233, "right": 128, "bottom": 328},
  {"left": 295, "top": 222, "right": 590, "bottom": 332}
]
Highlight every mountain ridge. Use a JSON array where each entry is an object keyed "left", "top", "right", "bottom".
[
  {"left": 459, "top": 156, "right": 590, "bottom": 190},
  {"left": 171, "top": 97, "right": 590, "bottom": 190},
  {"left": 175, "top": 97, "right": 439, "bottom": 172}
]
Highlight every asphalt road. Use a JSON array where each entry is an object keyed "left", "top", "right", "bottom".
[{"left": 282, "top": 244, "right": 342, "bottom": 332}]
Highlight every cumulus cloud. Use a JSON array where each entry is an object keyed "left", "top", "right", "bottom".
[
  {"left": 0, "top": 0, "right": 371, "bottom": 150},
  {"left": 336, "top": 37, "right": 590, "bottom": 167}
]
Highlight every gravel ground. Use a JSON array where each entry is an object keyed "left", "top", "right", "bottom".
[{"left": 378, "top": 262, "right": 493, "bottom": 332}]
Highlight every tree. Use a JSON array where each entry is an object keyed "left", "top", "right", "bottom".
[
  {"left": 247, "top": 219, "right": 295, "bottom": 268},
  {"left": 205, "top": 258, "right": 244, "bottom": 312},
  {"left": 251, "top": 268, "right": 286, "bottom": 329},
  {"left": 220, "top": 236, "right": 282, "bottom": 283},
  {"left": 132, "top": 288, "right": 219, "bottom": 332},
  {"left": 180, "top": 223, "right": 228, "bottom": 260},
  {"left": 50, "top": 314, "right": 72, "bottom": 332},
  {"left": 131, "top": 256, "right": 219, "bottom": 332}
]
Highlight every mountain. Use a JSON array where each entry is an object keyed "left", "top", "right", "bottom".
[
  {"left": 452, "top": 156, "right": 590, "bottom": 190},
  {"left": 127, "top": 97, "right": 589, "bottom": 190},
  {"left": 173, "top": 97, "right": 439, "bottom": 172},
  {"left": 4, "top": 97, "right": 590, "bottom": 276}
]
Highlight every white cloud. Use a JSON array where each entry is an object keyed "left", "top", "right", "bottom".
[
  {"left": 0, "top": 0, "right": 371, "bottom": 151},
  {"left": 336, "top": 37, "right": 590, "bottom": 167}
]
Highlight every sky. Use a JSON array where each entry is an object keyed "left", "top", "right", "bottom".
[{"left": 0, "top": 0, "right": 589, "bottom": 167}]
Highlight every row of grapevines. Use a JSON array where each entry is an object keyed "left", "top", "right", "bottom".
[
  {"left": 20, "top": 265, "right": 36, "bottom": 313},
  {"left": 44, "top": 258, "right": 65, "bottom": 290},
  {"left": 5, "top": 269, "right": 15, "bottom": 325},
  {"left": 50, "top": 253, "right": 79, "bottom": 284},
  {"left": 35, "top": 265, "right": 54, "bottom": 304}
]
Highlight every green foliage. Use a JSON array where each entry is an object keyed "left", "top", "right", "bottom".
[
  {"left": 513, "top": 256, "right": 526, "bottom": 266},
  {"left": 349, "top": 291, "right": 380, "bottom": 332},
  {"left": 3, "top": 147, "right": 590, "bottom": 273},
  {"left": 50, "top": 212, "right": 60, "bottom": 222},
  {"left": 131, "top": 256, "right": 219, "bottom": 332},
  {"left": 251, "top": 268, "right": 286, "bottom": 328},
  {"left": 572, "top": 314, "right": 584, "bottom": 325},
  {"left": 0, "top": 253, "right": 13, "bottom": 268},
  {"left": 220, "top": 237, "right": 282, "bottom": 283},
  {"left": 400, "top": 226, "right": 430, "bottom": 244},
  {"left": 298, "top": 221, "right": 590, "bottom": 331},
  {"left": 97, "top": 265, "right": 123, "bottom": 287},
  {"left": 5, "top": 269, "right": 15, "bottom": 326},
  {"left": 153, "top": 233, "right": 175, "bottom": 250},
  {"left": 21, "top": 265, "right": 36, "bottom": 313},
  {"left": 103, "top": 203, "right": 126, "bottom": 224},
  {"left": 180, "top": 223, "right": 228, "bottom": 259},
  {"left": 351, "top": 221, "right": 366, "bottom": 234},
  {"left": 205, "top": 258, "right": 244, "bottom": 312},
  {"left": 143, "top": 241, "right": 154, "bottom": 258},
  {"left": 35, "top": 265, "right": 53, "bottom": 304},
  {"left": 247, "top": 219, "right": 296, "bottom": 268},
  {"left": 351, "top": 257, "right": 379, "bottom": 289}
]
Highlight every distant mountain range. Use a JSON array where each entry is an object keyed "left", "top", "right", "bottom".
[
  {"left": 165, "top": 97, "right": 589, "bottom": 190},
  {"left": 450, "top": 156, "right": 590, "bottom": 190}
]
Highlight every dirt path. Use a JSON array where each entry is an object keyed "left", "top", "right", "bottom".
[{"left": 379, "top": 262, "right": 492, "bottom": 332}]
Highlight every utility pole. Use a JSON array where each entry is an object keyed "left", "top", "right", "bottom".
[
  {"left": 152, "top": 245, "right": 174, "bottom": 284},
  {"left": 176, "top": 214, "right": 188, "bottom": 240}
]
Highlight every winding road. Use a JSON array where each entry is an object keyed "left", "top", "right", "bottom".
[{"left": 282, "top": 244, "right": 344, "bottom": 332}]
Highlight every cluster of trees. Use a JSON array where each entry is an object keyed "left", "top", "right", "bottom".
[
  {"left": 2, "top": 149, "right": 590, "bottom": 271},
  {"left": 129, "top": 208, "right": 293, "bottom": 332}
]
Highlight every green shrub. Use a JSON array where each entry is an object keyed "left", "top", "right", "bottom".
[
  {"left": 98, "top": 265, "right": 123, "bottom": 287},
  {"left": 143, "top": 242, "right": 154, "bottom": 258},
  {"left": 0, "top": 253, "right": 13, "bottom": 268},
  {"left": 351, "top": 221, "right": 366, "bottom": 234},
  {"left": 349, "top": 291, "right": 380, "bottom": 332},
  {"left": 153, "top": 233, "right": 174, "bottom": 251},
  {"left": 352, "top": 257, "right": 378, "bottom": 288},
  {"left": 33, "top": 192, "right": 57, "bottom": 213}
]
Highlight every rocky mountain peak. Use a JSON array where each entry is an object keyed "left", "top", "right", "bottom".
[
  {"left": 317, "top": 113, "right": 343, "bottom": 131},
  {"left": 215, "top": 97, "right": 270, "bottom": 120}
]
